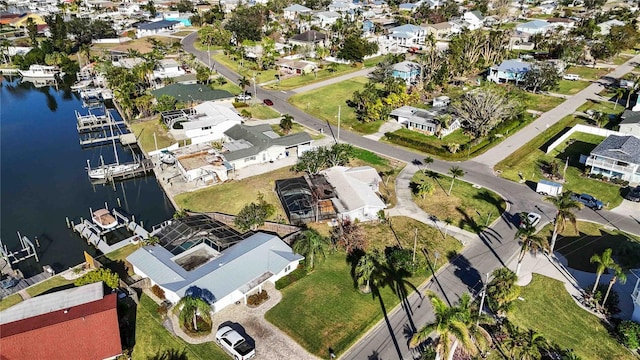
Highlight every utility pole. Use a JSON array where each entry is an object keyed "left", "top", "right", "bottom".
[
  {"left": 253, "top": 74, "right": 257, "bottom": 106},
  {"left": 337, "top": 105, "right": 341, "bottom": 143},
  {"left": 412, "top": 228, "right": 418, "bottom": 264},
  {"left": 477, "top": 272, "right": 490, "bottom": 326},
  {"left": 207, "top": 43, "right": 212, "bottom": 70}
]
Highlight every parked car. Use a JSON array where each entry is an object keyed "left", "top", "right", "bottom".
[
  {"left": 0, "top": 277, "right": 20, "bottom": 289},
  {"left": 520, "top": 212, "right": 541, "bottom": 228},
  {"left": 625, "top": 185, "right": 640, "bottom": 202},
  {"left": 263, "top": 99, "right": 273, "bottom": 106},
  {"left": 571, "top": 193, "right": 604, "bottom": 210},
  {"left": 236, "top": 93, "right": 251, "bottom": 101},
  {"left": 563, "top": 74, "right": 581, "bottom": 81},
  {"left": 216, "top": 326, "right": 256, "bottom": 360}
]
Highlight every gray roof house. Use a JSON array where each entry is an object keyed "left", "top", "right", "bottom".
[
  {"left": 283, "top": 4, "right": 312, "bottom": 19},
  {"left": 223, "top": 124, "right": 312, "bottom": 170},
  {"left": 290, "top": 30, "right": 328, "bottom": 47},
  {"left": 487, "top": 59, "right": 532, "bottom": 83},
  {"left": 321, "top": 166, "right": 386, "bottom": 222},
  {"left": 127, "top": 230, "right": 303, "bottom": 311},
  {"left": 585, "top": 135, "right": 640, "bottom": 185},
  {"left": 390, "top": 105, "right": 461, "bottom": 137},
  {"left": 619, "top": 110, "right": 640, "bottom": 138},
  {"left": 136, "top": 20, "right": 180, "bottom": 37},
  {"left": 515, "top": 20, "right": 553, "bottom": 35},
  {"left": 392, "top": 61, "right": 421, "bottom": 85}
]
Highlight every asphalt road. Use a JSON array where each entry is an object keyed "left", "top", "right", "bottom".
[{"left": 182, "top": 33, "right": 640, "bottom": 359}]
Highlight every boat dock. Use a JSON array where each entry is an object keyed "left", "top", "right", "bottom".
[
  {"left": 75, "top": 110, "right": 126, "bottom": 133},
  {"left": 87, "top": 158, "right": 154, "bottom": 182},
  {"left": 0, "top": 233, "right": 55, "bottom": 299},
  {"left": 70, "top": 207, "right": 150, "bottom": 254}
]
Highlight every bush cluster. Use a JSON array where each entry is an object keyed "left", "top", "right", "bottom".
[
  {"left": 74, "top": 268, "right": 119, "bottom": 289},
  {"left": 587, "top": 173, "right": 630, "bottom": 186},
  {"left": 247, "top": 290, "right": 269, "bottom": 306},
  {"left": 275, "top": 265, "right": 308, "bottom": 290},
  {"left": 151, "top": 285, "right": 166, "bottom": 300},
  {"left": 617, "top": 320, "right": 640, "bottom": 349}
]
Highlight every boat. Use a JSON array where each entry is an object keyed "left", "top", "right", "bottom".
[
  {"left": 92, "top": 208, "right": 118, "bottom": 230},
  {"left": 18, "top": 65, "right": 60, "bottom": 78},
  {"left": 71, "top": 79, "right": 93, "bottom": 91},
  {"left": 87, "top": 115, "right": 140, "bottom": 179},
  {"left": 159, "top": 150, "right": 176, "bottom": 165}
]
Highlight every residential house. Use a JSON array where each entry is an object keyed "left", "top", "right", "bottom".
[
  {"left": 223, "top": 124, "right": 312, "bottom": 170},
  {"left": 8, "top": 13, "right": 46, "bottom": 28},
  {"left": 585, "top": 135, "right": 640, "bottom": 184},
  {"left": 314, "top": 11, "right": 341, "bottom": 28},
  {"left": 276, "top": 59, "right": 318, "bottom": 75},
  {"left": 283, "top": 4, "right": 312, "bottom": 20},
  {"left": 515, "top": 20, "right": 554, "bottom": 34},
  {"left": 536, "top": 3, "right": 556, "bottom": 14},
  {"left": 390, "top": 105, "right": 461, "bottom": 137},
  {"left": 462, "top": 10, "right": 484, "bottom": 30},
  {"left": 328, "top": 1, "right": 359, "bottom": 13},
  {"left": 136, "top": 19, "right": 180, "bottom": 37},
  {"left": 425, "top": 22, "right": 453, "bottom": 39},
  {"left": 127, "top": 216, "right": 303, "bottom": 312},
  {"left": 363, "top": 19, "right": 376, "bottom": 34},
  {"left": 387, "top": 24, "right": 429, "bottom": 48},
  {"left": 392, "top": 60, "right": 421, "bottom": 85},
  {"left": 153, "top": 59, "right": 186, "bottom": 79},
  {"left": 162, "top": 102, "right": 243, "bottom": 144},
  {"left": 619, "top": 110, "right": 640, "bottom": 138},
  {"left": 547, "top": 17, "right": 576, "bottom": 31},
  {"left": 169, "top": 143, "right": 231, "bottom": 184},
  {"left": 598, "top": 19, "right": 625, "bottom": 35},
  {"left": 290, "top": 30, "right": 328, "bottom": 47},
  {"left": 321, "top": 166, "right": 386, "bottom": 222},
  {"left": 398, "top": 2, "right": 420, "bottom": 11},
  {"left": 118, "top": 2, "right": 140, "bottom": 15},
  {"left": 0, "top": 282, "right": 122, "bottom": 360},
  {"left": 487, "top": 59, "right": 532, "bottom": 83}
]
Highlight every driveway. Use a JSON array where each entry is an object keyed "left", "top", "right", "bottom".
[{"left": 169, "top": 281, "right": 319, "bottom": 360}]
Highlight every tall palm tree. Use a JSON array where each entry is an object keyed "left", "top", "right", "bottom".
[
  {"left": 613, "top": 87, "right": 625, "bottom": 110},
  {"left": 280, "top": 114, "right": 294, "bottom": 134},
  {"left": 238, "top": 76, "right": 251, "bottom": 98},
  {"left": 625, "top": 75, "right": 639, "bottom": 109},
  {"left": 410, "top": 292, "right": 477, "bottom": 359},
  {"left": 177, "top": 295, "right": 211, "bottom": 332},
  {"left": 602, "top": 264, "right": 626, "bottom": 307},
  {"left": 355, "top": 250, "right": 387, "bottom": 294},
  {"left": 487, "top": 267, "right": 520, "bottom": 316},
  {"left": 514, "top": 216, "right": 549, "bottom": 275},
  {"left": 423, "top": 156, "right": 433, "bottom": 173},
  {"left": 544, "top": 191, "right": 581, "bottom": 253},
  {"left": 293, "top": 229, "right": 329, "bottom": 270},
  {"left": 447, "top": 166, "right": 465, "bottom": 196},
  {"left": 590, "top": 248, "right": 614, "bottom": 294}
]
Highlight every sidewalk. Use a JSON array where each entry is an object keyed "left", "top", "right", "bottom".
[{"left": 290, "top": 67, "right": 374, "bottom": 94}]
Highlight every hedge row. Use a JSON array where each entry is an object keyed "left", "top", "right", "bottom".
[{"left": 275, "top": 265, "right": 308, "bottom": 290}]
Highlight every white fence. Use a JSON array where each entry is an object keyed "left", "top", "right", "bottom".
[
  {"left": 92, "top": 37, "right": 130, "bottom": 44},
  {"left": 545, "top": 124, "right": 625, "bottom": 154}
]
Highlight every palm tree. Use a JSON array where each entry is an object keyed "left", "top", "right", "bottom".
[
  {"left": 177, "top": 296, "right": 211, "bottom": 332},
  {"left": 613, "top": 87, "right": 625, "bottom": 110},
  {"left": 280, "top": 114, "right": 294, "bottom": 134},
  {"left": 487, "top": 267, "right": 520, "bottom": 316},
  {"left": 417, "top": 181, "right": 433, "bottom": 199},
  {"left": 590, "top": 248, "right": 615, "bottom": 294},
  {"left": 355, "top": 250, "right": 387, "bottom": 294},
  {"left": 544, "top": 191, "right": 581, "bottom": 253},
  {"left": 625, "top": 75, "right": 639, "bottom": 109},
  {"left": 1, "top": 39, "right": 12, "bottom": 64},
  {"left": 423, "top": 156, "right": 433, "bottom": 173},
  {"left": 512, "top": 329, "right": 548, "bottom": 360},
  {"left": 602, "top": 264, "right": 626, "bottom": 308},
  {"left": 514, "top": 216, "right": 549, "bottom": 275},
  {"left": 238, "top": 76, "right": 251, "bottom": 99},
  {"left": 447, "top": 166, "right": 465, "bottom": 196},
  {"left": 410, "top": 292, "right": 477, "bottom": 359},
  {"left": 293, "top": 229, "right": 329, "bottom": 270},
  {"left": 562, "top": 349, "right": 583, "bottom": 360}
]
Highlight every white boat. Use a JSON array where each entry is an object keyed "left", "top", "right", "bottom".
[
  {"left": 87, "top": 114, "right": 140, "bottom": 180},
  {"left": 18, "top": 65, "right": 60, "bottom": 78},
  {"left": 92, "top": 208, "right": 118, "bottom": 230},
  {"left": 71, "top": 79, "right": 93, "bottom": 91},
  {"left": 159, "top": 151, "right": 176, "bottom": 165}
]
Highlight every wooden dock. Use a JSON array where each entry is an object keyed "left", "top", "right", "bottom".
[
  {"left": 72, "top": 208, "right": 150, "bottom": 254},
  {"left": 75, "top": 110, "right": 126, "bottom": 133}
]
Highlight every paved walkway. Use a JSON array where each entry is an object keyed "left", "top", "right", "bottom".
[
  {"left": 363, "top": 120, "right": 402, "bottom": 141},
  {"left": 290, "top": 67, "right": 374, "bottom": 94},
  {"left": 474, "top": 55, "right": 640, "bottom": 167}
]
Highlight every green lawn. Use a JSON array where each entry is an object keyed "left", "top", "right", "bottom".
[
  {"left": 130, "top": 119, "right": 175, "bottom": 154},
  {"left": 0, "top": 293, "right": 23, "bottom": 311},
  {"left": 105, "top": 244, "right": 139, "bottom": 262},
  {"left": 495, "top": 124, "right": 624, "bottom": 207},
  {"left": 266, "top": 217, "right": 462, "bottom": 357},
  {"left": 386, "top": 128, "right": 472, "bottom": 155},
  {"left": 132, "top": 295, "right": 230, "bottom": 360},
  {"left": 411, "top": 171, "right": 506, "bottom": 232},
  {"left": 210, "top": 81, "right": 241, "bottom": 95},
  {"left": 564, "top": 66, "right": 610, "bottom": 81},
  {"left": 174, "top": 166, "right": 292, "bottom": 221},
  {"left": 289, "top": 76, "right": 383, "bottom": 134},
  {"left": 555, "top": 79, "right": 591, "bottom": 95},
  {"left": 212, "top": 53, "right": 278, "bottom": 84},
  {"left": 523, "top": 93, "right": 566, "bottom": 112},
  {"left": 25, "top": 275, "right": 74, "bottom": 297},
  {"left": 577, "top": 98, "right": 627, "bottom": 117},
  {"left": 537, "top": 221, "right": 640, "bottom": 272},
  {"left": 244, "top": 104, "right": 280, "bottom": 119},
  {"left": 510, "top": 275, "right": 635, "bottom": 360}
]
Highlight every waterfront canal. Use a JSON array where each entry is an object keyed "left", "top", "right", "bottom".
[{"left": 1, "top": 76, "right": 174, "bottom": 275}]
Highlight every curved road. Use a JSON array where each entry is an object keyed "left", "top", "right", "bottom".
[{"left": 183, "top": 33, "right": 640, "bottom": 360}]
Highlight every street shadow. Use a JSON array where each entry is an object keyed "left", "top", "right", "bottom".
[
  {"left": 456, "top": 208, "right": 506, "bottom": 267},
  {"left": 450, "top": 254, "right": 483, "bottom": 294},
  {"left": 147, "top": 348, "right": 188, "bottom": 360},
  {"left": 422, "top": 248, "right": 452, "bottom": 306},
  {"left": 556, "top": 230, "right": 640, "bottom": 271},
  {"left": 524, "top": 180, "right": 537, "bottom": 192},
  {"left": 472, "top": 189, "right": 506, "bottom": 217},
  {"left": 372, "top": 285, "right": 404, "bottom": 360},
  {"left": 346, "top": 249, "right": 365, "bottom": 289},
  {"left": 218, "top": 321, "right": 256, "bottom": 349}
]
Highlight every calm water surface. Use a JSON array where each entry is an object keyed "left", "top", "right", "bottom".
[{"left": 1, "top": 76, "right": 174, "bottom": 275}]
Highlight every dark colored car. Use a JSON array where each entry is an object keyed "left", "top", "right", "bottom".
[
  {"left": 1, "top": 277, "right": 20, "bottom": 289},
  {"left": 625, "top": 185, "right": 640, "bottom": 202},
  {"left": 571, "top": 193, "right": 604, "bottom": 210},
  {"left": 263, "top": 99, "right": 273, "bottom": 106}
]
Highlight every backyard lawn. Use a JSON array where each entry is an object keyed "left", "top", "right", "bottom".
[
  {"left": 266, "top": 216, "right": 462, "bottom": 357},
  {"left": 0, "top": 293, "right": 23, "bottom": 311},
  {"left": 130, "top": 118, "right": 175, "bottom": 154},
  {"left": 523, "top": 93, "right": 566, "bottom": 113},
  {"left": 537, "top": 221, "right": 640, "bottom": 272},
  {"left": 509, "top": 275, "right": 635, "bottom": 360},
  {"left": 564, "top": 66, "right": 610, "bottom": 81},
  {"left": 25, "top": 275, "right": 74, "bottom": 297},
  {"left": 495, "top": 116, "right": 625, "bottom": 207},
  {"left": 555, "top": 79, "right": 591, "bottom": 95},
  {"left": 411, "top": 171, "right": 506, "bottom": 232},
  {"left": 289, "top": 76, "right": 383, "bottom": 134},
  {"left": 132, "top": 295, "right": 229, "bottom": 360}
]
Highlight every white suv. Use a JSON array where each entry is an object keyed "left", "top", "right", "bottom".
[
  {"left": 563, "top": 74, "right": 580, "bottom": 81},
  {"left": 216, "top": 326, "right": 256, "bottom": 360}
]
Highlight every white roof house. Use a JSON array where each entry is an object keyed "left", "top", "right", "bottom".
[
  {"left": 179, "top": 102, "right": 243, "bottom": 144},
  {"left": 152, "top": 59, "right": 186, "bottom": 79},
  {"left": 127, "top": 231, "right": 304, "bottom": 312},
  {"left": 598, "top": 19, "right": 625, "bottom": 35},
  {"left": 462, "top": 10, "right": 484, "bottom": 30},
  {"left": 322, "top": 166, "right": 386, "bottom": 222},
  {"left": 516, "top": 20, "right": 554, "bottom": 34},
  {"left": 283, "top": 4, "right": 312, "bottom": 20},
  {"left": 387, "top": 24, "right": 429, "bottom": 48}
]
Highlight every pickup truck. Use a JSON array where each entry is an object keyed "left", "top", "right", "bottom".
[
  {"left": 571, "top": 193, "right": 604, "bottom": 210},
  {"left": 216, "top": 326, "right": 256, "bottom": 360}
]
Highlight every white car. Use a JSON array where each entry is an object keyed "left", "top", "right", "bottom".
[
  {"left": 520, "top": 212, "right": 541, "bottom": 228},
  {"left": 236, "top": 94, "right": 251, "bottom": 101},
  {"left": 215, "top": 326, "right": 256, "bottom": 360},
  {"left": 563, "top": 74, "right": 581, "bottom": 81}
]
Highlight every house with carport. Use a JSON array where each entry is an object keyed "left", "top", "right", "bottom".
[{"left": 321, "top": 166, "right": 386, "bottom": 222}]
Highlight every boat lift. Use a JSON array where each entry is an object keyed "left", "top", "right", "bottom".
[{"left": 0, "top": 232, "right": 40, "bottom": 267}]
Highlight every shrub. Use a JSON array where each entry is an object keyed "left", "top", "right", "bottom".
[
  {"left": 275, "top": 265, "right": 308, "bottom": 290},
  {"left": 74, "top": 268, "right": 119, "bottom": 289},
  {"left": 151, "top": 285, "right": 166, "bottom": 299},
  {"left": 617, "top": 320, "right": 640, "bottom": 349},
  {"left": 590, "top": 283, "right": 620, "bottom": 314},
  {"left": 232, "top": 101, "right": 249, "bottom": 108},
  {"left": 156, "top": 302, "right": 170, "bottom": 318},
  {"left": 247, "top": 290, "right": 269, "bottom": 306}
]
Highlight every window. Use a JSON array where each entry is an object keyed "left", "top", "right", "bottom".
[
  {"left": 244, "top": 156, "right": 256, "bottom": 163},
  {"left": 285, "top": 265, "right": 291, "bottom": 272},
  {"left": 202, "top": 126, "right": 211, "bottom": 130}
]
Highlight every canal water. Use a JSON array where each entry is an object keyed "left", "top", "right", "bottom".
[{"left": 1, "top": 76, "right": 175, "bottom": 276}]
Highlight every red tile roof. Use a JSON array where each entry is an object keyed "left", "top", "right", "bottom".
[{"left": 0, "top": 293, "right": 122, "bottom": 360}]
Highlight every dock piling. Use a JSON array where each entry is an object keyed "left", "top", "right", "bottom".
[
  {"left": 66, "top": 217, "right": 70, "bottom": 228},
  {"left": 117, "top": 198, "right": 121, "bottom": 207}
]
